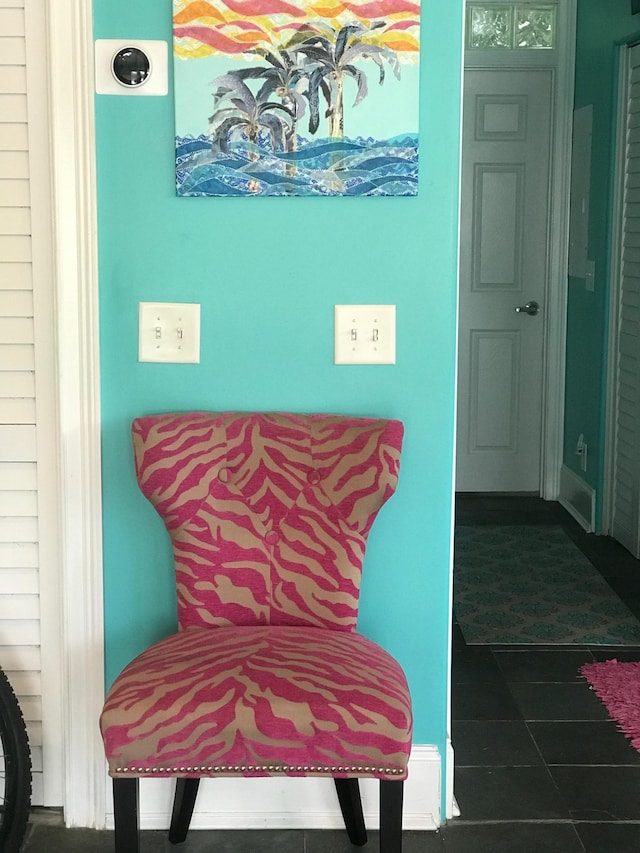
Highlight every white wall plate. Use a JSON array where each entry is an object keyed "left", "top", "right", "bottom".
[
  {"left": 95, "top": 40, "right": 168, "bottom": 96},
  {"left": 138, "top": 302, "right": 200, "bottom": 363},
  {"left": 334, "top": 305, "right": 396, "bottom": 365}
]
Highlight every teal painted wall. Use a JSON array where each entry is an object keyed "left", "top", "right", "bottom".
[
  {"left": 565, "top": 0, "right": 640, "bottom": 519},
  {"left": 94, "top": 0, "right": 462, "bottom": 756}
]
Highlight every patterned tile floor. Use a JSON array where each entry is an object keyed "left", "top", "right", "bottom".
[{"left": 21, "top": 497, "right": 640, "bottom": 851}]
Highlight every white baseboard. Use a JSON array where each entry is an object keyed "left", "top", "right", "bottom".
[
  {"left": 445, "top": 739, "right": 459, "bottom": 819},
  {"left": 105, "top": 745, "right": 441, "bottom": 832},
  {"left": 559, "top": 464, "right": 595, "bottom": 532}
]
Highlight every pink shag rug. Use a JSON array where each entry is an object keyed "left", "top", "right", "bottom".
[{"left": 581, "top": 660, "right": 640, "bottom": 751}]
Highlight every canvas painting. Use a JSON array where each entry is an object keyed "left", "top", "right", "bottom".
[{"left": 173, "top": 0, "right": 420, "bottom": 197}]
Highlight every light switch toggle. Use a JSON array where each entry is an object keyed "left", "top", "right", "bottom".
[{"left": 139, "top": 302, "right": 201, "bottom": 363}]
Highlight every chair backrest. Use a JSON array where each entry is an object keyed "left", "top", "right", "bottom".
[{"left": 132, "top": 412, "right": 403, "bottom": 632}]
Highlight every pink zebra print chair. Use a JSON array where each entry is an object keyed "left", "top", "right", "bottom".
[{"left": 100, "top": 412, "right": 412, "bottom": 852}]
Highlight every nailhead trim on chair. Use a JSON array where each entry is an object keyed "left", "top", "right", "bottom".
[{"left": 114, "top": 764, "right": 405, "bottom": 775}]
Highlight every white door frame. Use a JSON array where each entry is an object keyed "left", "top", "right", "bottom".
[
  {"left": 604, "top": 40, "right": 639, "bottom": 540},
  {"left": 461, "top": 0, "right": 576, "bottom": 499},
  {"left": 45, "top": 0, "right": 106, "bottom": 828},
  {"left": 603, "top": 42, "right": 626, "bottom": 537},
  {"left": 541, "top": 0, "right": 576, "bottom": 500}
]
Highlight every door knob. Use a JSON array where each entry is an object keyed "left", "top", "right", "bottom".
[{"left": 514, "top": 300, "right": 540, "bottom": 316}]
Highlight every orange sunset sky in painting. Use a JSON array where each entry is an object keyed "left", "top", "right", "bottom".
[{"left": 173, "top": 0, "right": 420, "bottom": 61}]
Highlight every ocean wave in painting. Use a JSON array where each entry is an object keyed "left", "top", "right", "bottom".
[{"left": 175, "top": 133, "right": 418, "bottom": 197}]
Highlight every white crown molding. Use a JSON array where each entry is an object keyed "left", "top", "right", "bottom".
[{"left": 46, "top": 0, "right": 105, "bottom": 828}]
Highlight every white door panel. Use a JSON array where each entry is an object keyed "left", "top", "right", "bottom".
[{"left": 457, "top": 68, "right": 553, "bottom": 492}]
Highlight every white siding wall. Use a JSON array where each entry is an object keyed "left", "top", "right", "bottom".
[{"left": 0, "top": 0, "right": 44, "bottom": 805}]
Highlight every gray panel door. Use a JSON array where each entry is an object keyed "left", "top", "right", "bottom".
[{"left": 457, "top": 68, "right": 553, "bottom": 492}]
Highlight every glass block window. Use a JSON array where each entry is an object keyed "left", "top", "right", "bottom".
[
  {"left": 467, "top": 3, "right": 556, "bottom": 50},
  {"left": 515, "top": 6, "right": 556, "bottom": 49},
  {"left": 468, "top": 6, "right": 512, "bottom": 49}
]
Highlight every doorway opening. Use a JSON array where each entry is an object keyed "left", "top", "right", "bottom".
[
  {"left": 450, "top": 0, "right": 577, "bottom": 814},
  {"left": 456, "top": 0, "right": 575, "bottom": 500}
]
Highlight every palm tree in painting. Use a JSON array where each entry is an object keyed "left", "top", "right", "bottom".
[
  {"left": 208, "top": 74, "right": 295, "bottom": 156},
  {"left": 223, "top": 48, "right": 311, "bottom": 152},
  {"left": 285, "top": 21, "right": 401, "bottom": 138}
]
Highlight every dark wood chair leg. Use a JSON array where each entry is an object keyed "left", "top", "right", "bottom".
[
  {"left": 379, "top": 780, "right": 403, "bottom": 853},
  {"left": 334, "top": 777, "right": 367, "bottom": 846},
  {"left": 169, "top": 778, "right": 200, "bottom": 843},
  {"left": 113, "top": 777, "right": 140, "bottom": 853}
]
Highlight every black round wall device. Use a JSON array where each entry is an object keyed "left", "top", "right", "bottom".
[{"left": 111, "top": 47, "right": 151, "bottom": 87}]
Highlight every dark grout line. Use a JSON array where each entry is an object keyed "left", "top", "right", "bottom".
[{"left": 447, "top": 818, "right": 582, "bottom": 824}]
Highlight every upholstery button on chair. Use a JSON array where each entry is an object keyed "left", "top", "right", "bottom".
[
  {"left": 218, "top": 467, "right": 231, "bottom": 483},
  {"left": 307, "top": 470, "right": 321, "bottom": 485},
  {"left": 265, "top": 530, "right": 279, "bottom": 546}
]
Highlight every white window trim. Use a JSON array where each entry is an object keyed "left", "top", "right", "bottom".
[{"left": 46, "top": 0, "right": 105, "bottom": 828}]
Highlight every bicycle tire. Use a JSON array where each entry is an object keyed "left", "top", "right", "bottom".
[{"left": 0, "top": 668, "right": 31, "bottom": 853}]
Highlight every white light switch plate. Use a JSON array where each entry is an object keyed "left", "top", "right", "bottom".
[
  {"left": 139, "top": 302, "right": 200, "bottom": 363},
  {"left": 334, "top": 305, "right": 396, "bottom": 364}
]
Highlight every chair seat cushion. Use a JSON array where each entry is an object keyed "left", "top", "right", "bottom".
[{"left": 100, "top": 625, "right": 412, "bottom": 781}]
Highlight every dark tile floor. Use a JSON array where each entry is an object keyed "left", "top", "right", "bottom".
[
  {"left": 21, "top": 496, "right": 640, "bottom": 851},
  {"left": 450, "top": 495, "right": 640, "bottom": 852}
]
